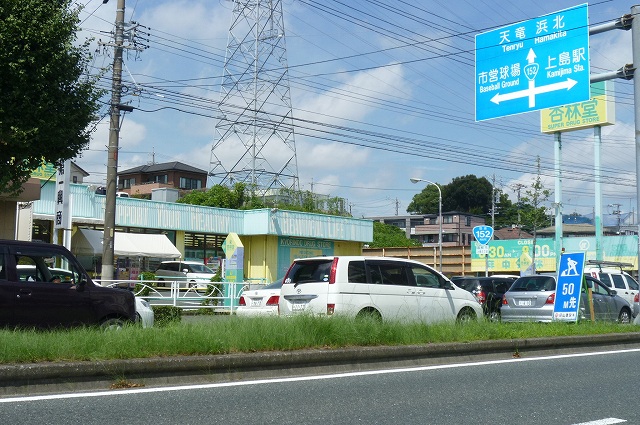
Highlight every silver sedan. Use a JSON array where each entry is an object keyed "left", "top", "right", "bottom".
[{"left": 501, "top": 274, "right": 633, "bottom": 323}]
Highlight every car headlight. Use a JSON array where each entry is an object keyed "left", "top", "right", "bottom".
[{"left": 139, "top": 299, "right": 151, "bottom": 309}]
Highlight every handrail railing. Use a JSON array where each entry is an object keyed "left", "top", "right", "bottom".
[{"left": 95, "top": 279, "right": 250, "bottom": 313}]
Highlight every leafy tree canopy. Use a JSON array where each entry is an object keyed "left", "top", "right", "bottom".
[
  {"left": 0, "top": 0, "right": 103, "bottom": 195},
  {"left": 177, "top": 183, "right": 249, "bottom": 209},
  {"left": 178, "top": 184, "right": 350, "bottom": 216},
  {"left": 520, "top": 157, "right": 551, "bottom": 236},
  {"left": 407, "top": 175, "right": 492, "bottom": 215},
  {"left": 370, "top": 221, "right": 421, "bottom": 248}
]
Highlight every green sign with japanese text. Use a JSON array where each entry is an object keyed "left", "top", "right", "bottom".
[{"left": 471, "top": 235, "right": 638, "bottom": 273}]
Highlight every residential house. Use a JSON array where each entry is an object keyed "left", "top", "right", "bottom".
[
  {"left": 369, "top": 212, "right": 488, "bottom": 247},
  {"left": 117, "top": 161, "right": 208, "bottom": 197}
]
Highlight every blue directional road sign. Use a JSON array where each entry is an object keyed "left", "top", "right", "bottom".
[
  {"left": 475, "top": 3, "right": 590, "bottom": 121},
  {"left": 553, "top": 252, "right": 585, "bottom": 322},
  {"left": 472, "top": 225, "right": 493, "bottom": 245}
]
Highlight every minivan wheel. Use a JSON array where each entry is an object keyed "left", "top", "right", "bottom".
[
  {"left": 456, "top": 307, "right": 477, "bottom": 323},
  {"left": 356, "top": 308, "right": 382, "bottom": 322},
  {"left": 100, "top": 317, "right": 125, "bottom": 331},
  {"left": 618, "top": 308, "right": 632, "bottom": 324}
]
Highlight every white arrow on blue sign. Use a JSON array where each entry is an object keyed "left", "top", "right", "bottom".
[
  {"left": 472, "top": 225, "right": 493, "bottom": 245},
  {"left": 475, "top": 3, "right": 590, "bottom": 121}
]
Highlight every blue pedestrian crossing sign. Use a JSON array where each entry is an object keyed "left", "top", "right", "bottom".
[
  {"left": 553, "top": 252, "right": 585, "bottom": 322},
  {"left": 475, "top": 3, "right": 590, "bottom": 121},
  {"left": 472, "top": 225, "right": 493, "bottom": 245}
]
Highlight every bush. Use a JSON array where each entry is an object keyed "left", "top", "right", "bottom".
[
  {"left": 135, "top": 271, "right": 157, "bottom": 296},
  {"left": 202, "top": 268, "right": 224, "bottom": 307},
  {"left": 152, "top": 306, "right": 182, "bottom": 326}
]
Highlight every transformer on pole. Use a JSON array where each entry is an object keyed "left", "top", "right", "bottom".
[{"left": 210, "top": 0, "right": 300, "bottom": 197}]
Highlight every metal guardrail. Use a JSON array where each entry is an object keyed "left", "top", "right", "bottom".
[{"left": 96, "top": 279, "right": 252, "bottom": 314}]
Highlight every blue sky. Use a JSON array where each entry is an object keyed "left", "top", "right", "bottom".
[{"left": 76, "top": 0, "right": 635, "bottom": 220}]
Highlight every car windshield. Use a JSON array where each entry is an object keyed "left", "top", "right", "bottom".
[
  {"left": 510, "top": 276, "right": 556, "bottom": 292},
  {"left": 189, "top": 264, "right": 215, "bottom": 273},
  {"left": 451, "top": 278, "right": 480, "bottom": 291},
  {"left": 286, "top": 260, "right": 333, "bottom": 284}
]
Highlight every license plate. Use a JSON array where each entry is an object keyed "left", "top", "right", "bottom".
[
  {"left": 517, "top": 299, "right": 533, "bottom": 307},
  {"left": 251, "top": 299, "right": 262, "bottom": 307},
  {"left": 292, "top": 302, "right": 306, "bottom": 312}
]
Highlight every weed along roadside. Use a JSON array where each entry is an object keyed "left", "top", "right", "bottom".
[{"left": 1, "top": 316, "right": 640, "bottom": 396}]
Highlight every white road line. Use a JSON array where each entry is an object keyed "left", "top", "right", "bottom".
[
  {"left": 2, "top": 347, "right": 640, "bottom": 403},
  {"left": 572, "top": 419, "right": 626, "bottom": 425}
]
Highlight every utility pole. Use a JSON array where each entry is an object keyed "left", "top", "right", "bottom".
[
  {"left": 490, "top": 174, "right": 497, "bottom": 230},
  {"left": 101, "top": 0, "right": 126, "bottom": 281},
  {"left": 512, "top": 183, "right": 525, "bottom": 228},
  {"left": 609, "top": 203, "right": 622, "bottom": 234}
]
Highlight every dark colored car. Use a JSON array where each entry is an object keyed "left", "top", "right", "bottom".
[
  {"left": 0, "top": 239, "right": 136, "bottom": 329},
  {"left": 451, "top": 275, "right": 517, "bottom": 321}
]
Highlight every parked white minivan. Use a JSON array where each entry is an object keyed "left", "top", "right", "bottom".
[
  {"left": 279, "top": 256, "right": 482, "bottom": 323},
  {"left": 584, "top": 262, "right": 638, "bottom": 309}
]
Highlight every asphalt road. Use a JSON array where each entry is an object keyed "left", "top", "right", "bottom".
[{"left": 1, "top": 347, "right": 639, "bottom": 424}]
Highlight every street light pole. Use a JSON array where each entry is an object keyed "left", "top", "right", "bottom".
[{"left": 410, "top": 178, "right": 442, "bottom": 272}]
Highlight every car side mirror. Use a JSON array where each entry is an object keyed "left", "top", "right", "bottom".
[
  {"left": 77, "top": 279, "right": 87, "bottom": 292},
  {"left": 182, "top": 268, "right": 189, "bottom": 273},
  {"left": 442, "top": 280, "right": 453, "bottom": 290},
  {"left": 610, "top": 289, "right": 617, "bottom": 296}
]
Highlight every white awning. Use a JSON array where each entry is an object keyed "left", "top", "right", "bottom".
[{"left": 72, "top": 228, "right": 181, "bottom": 258}]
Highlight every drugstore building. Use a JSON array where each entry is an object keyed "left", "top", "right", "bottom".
[{"left": 27, "top": 181, "right": 372, "bottom": 282}]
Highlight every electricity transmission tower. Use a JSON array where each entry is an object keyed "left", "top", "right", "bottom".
[{"left": 210, "top": 0, "right": 300, "bottom": 196}]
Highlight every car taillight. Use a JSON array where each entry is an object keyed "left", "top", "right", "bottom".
[
  {"left": 329, "top": 258, "right": 338, "bottom": 284},
  {"left": 474, "top": 290, "right": 487, "bottom": 305},
  {"left": 239, "top": 296, "right": 246, "bottom": 306},
  {"left": 266, "top": 296, "right": 279, "bottom": 306},
  {"left": 283, "top": 263, "right": 295, "bottom": 283},
  {"left": 545, "top": 293, "right": 555, "bottom": 304},
  {"left": 327, "top": 303, "right": 335, "bottom": 315},
  {"left": 635, "top": 293, "right": 639, "bottom": 303},
  {"left": 502, "top": 295, "right": 508, "bottom": 305}
]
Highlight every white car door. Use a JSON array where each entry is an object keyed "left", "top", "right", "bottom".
[
  {"left": 410, "top": 265, "right": 458, "bottom": 323},
  {"left": 623, "top": 273, "right": 639, "bottom": 306},
  {"left": 610, "top": 273, "right": 635, "bottom": 306},
  {"left": 365, "top": 260, "right": 420, "bottom": 322}
]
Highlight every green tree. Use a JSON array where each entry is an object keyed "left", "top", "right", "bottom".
[
  {"left": 407, "top": 175, "right": 492, "bottom": 215},
  {"left": 370, "top": 221, "right": 421, "bottom": 248},
  {"left": 520, "top": 157, "right": 551, "bottom": 273},
  {"left": 0, "top": 0, "right": 103, "bottom": 195},
  {"left": 407, "top": 184, "right": 441, "bottom": 214},
  {"left": 493, "top": 191, "right": 519, "bottom": 229},
  {"left": 444, "top": 175, "right": 492, "bottom": 215},
  {"left": 178, "top": 183, "right": 249, "bottom": 209}
]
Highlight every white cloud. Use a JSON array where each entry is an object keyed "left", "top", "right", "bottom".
[{"left": 137, "top": 1, "right": 230, "bottom": 42}]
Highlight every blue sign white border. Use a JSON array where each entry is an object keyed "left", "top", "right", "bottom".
[
  {"left": 475, "top": 3, "right": 590, "bottom": 121},
  {"left": 553, "top": 252, "right": 586, "bottom": 322}
]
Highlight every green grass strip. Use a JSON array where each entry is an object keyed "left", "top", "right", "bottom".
[{"left": 0, "top": 316, "right": 637, "bottom": 364}]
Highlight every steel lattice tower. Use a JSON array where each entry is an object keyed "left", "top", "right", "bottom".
[{"left": 210, "top": 0, "right": 299, "bottom": 195}]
